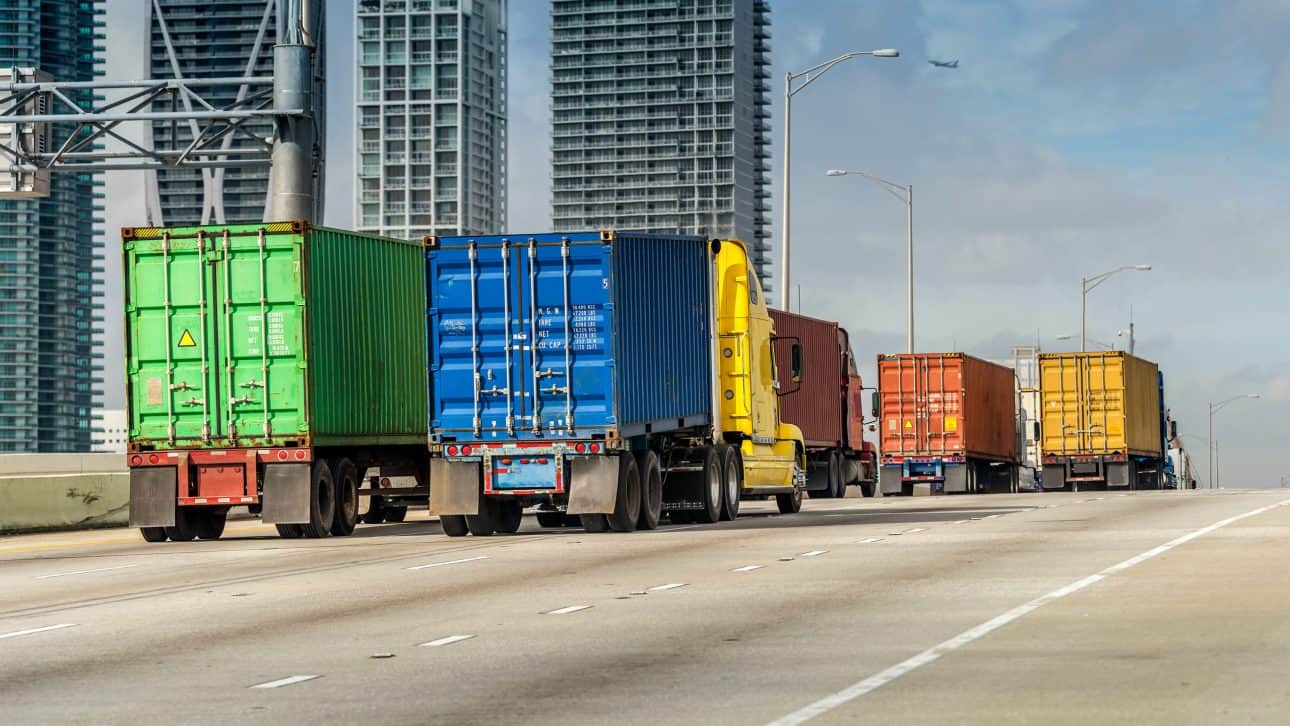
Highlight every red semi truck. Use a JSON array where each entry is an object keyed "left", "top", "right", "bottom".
[{"left": 770, "top": 310, "right": 877, "bottom": 498}]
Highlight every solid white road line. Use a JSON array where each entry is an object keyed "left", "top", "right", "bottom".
[
  {"left": 766, "top": 498, "right": 1290, "bottom": 726},
  {"left": 545, "top": 605, "right": 593, "bottom": 615},
  {"left": 0, "top": 623, "right": 76, "bottom": 640},
  {"left": 799, "top": 550, "right": 828, "bottom": 558},
  {"left": 250, "top": 675, "right": 320, "bottom": 689},
  {"left": 405, "top": 555, "right": 489, "bottom": 571},
  {"left": 36, "top": 564, "right": 138, "bottom": 580},
  {"left": 419, "top": 634, "right": 476, "bottom": 648},
  {"left": 648, "top": 583, "right": 687, "bottom": 592},
  {"left": 732, "top": 565, "right": 765, "bottom": 573}
]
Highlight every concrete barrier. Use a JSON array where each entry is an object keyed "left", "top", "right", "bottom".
[{"left": 0, "top": 454, "right": 129, "bottom": 534}]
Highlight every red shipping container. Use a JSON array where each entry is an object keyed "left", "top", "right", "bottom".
[
  {"left": 877, "top": 353, "right": 1017, "bottom": 463},
  {"left": 770, "top": 310, "right": 863, "bottom": 450}
]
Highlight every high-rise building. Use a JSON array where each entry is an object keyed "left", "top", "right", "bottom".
[
  {"left": 550, "top": 0, "right": 772, "bottom": 289},
  {"left": 91, "top": 408, "right": 127, "bottom": 453},
  {"left": 0, "top": 0, "right": 105, "bottom": 452},
  {"left": 355, "top": 0, "right": 507, "bottom": 239},
  {"left": 146, "top": 0, "right": 278, "bottom": 226}
]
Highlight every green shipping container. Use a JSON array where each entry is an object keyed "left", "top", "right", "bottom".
[{"left": 123, "top": 222, "right": 426, "bottom": 450}]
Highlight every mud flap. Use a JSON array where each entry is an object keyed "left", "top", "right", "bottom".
[
  {"left": 1106, "top": 462, "right": 1130, "bottom": 488},
  {"left": 944, "top": 464, "right": 968, "bottom": 493},
  {"left": 1043, "top": 465, "right": 1066, "bottom": 490},
  {"left": 428, "top": 459, "right": 481, "bottom": 516},
  {"left": 261, "top": 463, "right": 311, "bottom": 524},
  {"left": 879, "top": 466, "right": 902, "bottom": 495},
  {"left": 566, "top": 456, "right": 618, "bottom": 515},
  {"left": 129, "top": 467, "right": 177, "bottom": 528}
]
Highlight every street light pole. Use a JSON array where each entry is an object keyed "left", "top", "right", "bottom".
[
  {"left": 1080, "top": 265, "right": 1152, "bottom": 352},
  {"left": 827, "top": 169, "right": 914, "bottom": 351},
  {"left": 1208, "top": 393, "right": 1260, "bottom": 489},
  {"left": 780, "top": 48, "right": 898, "bottom": 310}
]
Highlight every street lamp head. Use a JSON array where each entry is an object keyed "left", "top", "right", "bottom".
[
  {"left": 1247, "top": 393, "right": 1261, "bottom": 399},
  {"left": 1055, "top": 335, "right": 1074, "bottom": 341},
  {"left": 870, "top": 48, "right": 900, "bottom": 58},
  {"left": 1134, "top": 265, "right": 1152, "bottom": 271},
  {"left": 826, "top": 169, "right": 848, "bottom": 177}
]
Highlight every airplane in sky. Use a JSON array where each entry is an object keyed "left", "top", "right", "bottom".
[{"left": 928, "top": 59, "right": 959, "bottom": 69}]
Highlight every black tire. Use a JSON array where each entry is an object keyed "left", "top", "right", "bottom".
[
  {"left": 669, "top": 510, "right": 694, "bottom": 524},
  {"left": 300, "top": 459, "right": 335, "bottom": 539},
  {"left": 694, "top": 446, "right": 722, "bottom": 524},
  {"left": 581, "top": 512, "right": 610, "bottom": 532},
  {"left": 607, "top": 454, "right": 640, "bottom": 532},
  {"left": 165, "top": 508, "right": 197, "bottom": 542},
  {"left": 383, "top": 505, "right": 408, "bottom": 523},
  {"left": 330, "top": 458, "right": 360, "bottom": 536},
  {"left": 362, "top": 494, "right": 386, "bottom": 524},
  {"left": 275, "top": 523, "right": 303, "bottom": 538},
  {"left": 830, "top": 451, "right": 845, "bottom": 498},
  {"left": 140, "top": 527, "right": 167, "bottom": 543},
  {"left": 440, "top": 514, "right": 469, "bottom": 537},
  {"left": 194, "top": 509, "right": 227, "bottom": 540},
  {"left": 536, "top": 511, "right": 565, "bottom": 528},
  {"left": 635, "top": 450, "right": 662, "bottom": 530},
  {"left": 776, "top": 487, "right": 803, "bottom": 514},
  {"left": 720, "top": 445, "right": 742, "bottom": 521},
  {"left": 496, "top": 499, "right": 523, "bottom": 534},
  {"left": 860, "top": 482, "right": 876, "bottom": 498},
  {"left": 466, "top": 497, "right": 496, "bottom": 536}
]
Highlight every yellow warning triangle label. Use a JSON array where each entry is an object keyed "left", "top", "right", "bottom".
[
  {"left": 177, "top": 329, "right": 197, "bottom": 348},
  {"left": 904, "top": 420, "right": 913, "bottom": 429}
]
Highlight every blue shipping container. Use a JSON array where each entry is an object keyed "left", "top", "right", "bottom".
[{"left": 425, "top": 231, "right": 713, "bottom": 444}]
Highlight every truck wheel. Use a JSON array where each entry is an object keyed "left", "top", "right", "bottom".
[
  {"left": 608, "top": 454, "right": 640, "bottom": 532},
  {"left": 695, "top": 446, "right": 723, "bottom": 524},
  {"left": 581, "top": 513, "right": 610, "bottom": 532},
  {"left": 194, "top": 509, "right": 227, "bottom": 540},
  {"left": 300, "top": 460, "right": 335, "bottom": 539},
  {"left": 635, "top": 450, "right": 662, "bottom": 530},
  {"left": 139, "top": 527, "right": 167, "bottom": 543},
  {"left": 830, "top": 451, "right": 845, "bottom": 498},
  {"left": 720, "top": 446, "right": 742, "bottom": 521},
  {"left": 362, "top": 494, "right": 386, "bottom": 524},
  {"left": 275, "top": 523, "right": 303, "bottom": 538},
  {"left": 440, "top": 515, "right": 469, "bottom": 537},
  {"left": 466, "top": 497, "right": 496, "bottom": 536},
  {"left": 536, "top": 511, "right": 565, "bottom": 528},
  {"left": 165, "top": 508, "right": 197, "bottom": 542},
  {"left": 383, "top": 505, "right": 408, "bottom": 523},
  {"left": 860, "top": 482, "right": 876, "bottom": 498},
  {"left": 496, "top": 499, "right": 523, "bottom": 534},
  {"left": 330, "top": 458, "right": 360, "bottom": 536}
]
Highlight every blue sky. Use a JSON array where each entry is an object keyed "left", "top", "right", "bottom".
[{"left": 103, "top": 0, "right": 1290, "bottom": 485}]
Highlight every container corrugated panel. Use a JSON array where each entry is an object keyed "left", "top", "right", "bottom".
[
  {"left": 425, "top": 231, "right": 712, "bottom": 443},
  {"left": 878, "top": 353, "right": 1018, "bottom": 462},
  {"left": 1038, "top": 351, "right": 1161, "bottom": 458},
  {"left": 769, "top": 309, "right": 844, "bottom": 448},
  {"left": 123, "top": 223, "right": 426, "bottom": 449}
]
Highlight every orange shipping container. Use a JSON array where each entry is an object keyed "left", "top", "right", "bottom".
[{"left": 877, "top": 353, "right": 1018, "bottom": 463}]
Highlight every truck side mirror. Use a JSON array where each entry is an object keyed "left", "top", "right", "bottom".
[
  {"left": 871, "top": 391, "right": 880, "bottom": 417},
  {"left": 1033, "top": 421, "right": 1041, "bottom": 440},
  {"left": 791, "top": 343, "right": 802, "bottom": 383},
  {"left": 1169, "top": 420, "right": 1177, "bottom": 439}
]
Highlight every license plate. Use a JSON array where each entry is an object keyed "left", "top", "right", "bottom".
[{"left": 487, "top": 453, "right": 561, "bottom": 492}]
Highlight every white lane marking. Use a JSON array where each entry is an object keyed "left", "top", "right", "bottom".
[
  {"left": 545, "top": 605, "right": 592, "bottom": 615},
  {"left": 419, "top": 634, "right": 476, "bottom": 648},
  {"left": 982, "top": 514, "right": 1002, "bottom": 520},
  {"left": 766, "top": 497, "right": 1290, "bottom": 726},
  {"left": 799, "top": 550, "right": 828, "bottom": 557},
  {"left": 0, "top": 623, "right": 76, "bottom": 640},
  {"left": 860, "top": 537, "right": 884, "bottom": 543},
  {"left": 36, "top": 564, "right": 138, "bottom": 580},
  {"left": 405, "top": 555, "right": 489, "bottom": 571},
  {"left": 903, "top": 528, "right": 927, "bottom": 534},
  {"left": 648, "top": 583, "right": 687, "bottom": 592},
  {"left": 732, "top": 565, "right": 765, "bottom": 573},
  {"left": 954, "top": 519, "right": 970, "bottom": 524},
  {"left": 250, "top": 675, "right": 319, "bottom": 689}
]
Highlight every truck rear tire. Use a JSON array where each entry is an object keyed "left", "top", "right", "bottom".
[
  {"left": 139, "top": 527, "right": 167, "bottom": 543},
  {"left": 830, "top": 451, "right": 844, "bottom": 498},
  {"left": 496, "top": 499, "right": 523, "bottom": 534},
  {"left": 720, "top": 445, "right": 741, "bottom": 521},
  {"left": 330, "top": 458, "right": 359, "bottom": 536},
  {"left": 536, "top": 511, "right": 565, "bottom": 528},
  {"left": 440, "top": 514, "right": 469, "bottom": 537},
  {"left": 776, "top": 488, "right": 802, "bottom": 514},
  {"left": 581, "top": 513, "right": 610, "bottom": 532},
  {"left": 194, "top": 509, "right": 227, "bottom": 540},
  {"left": 466, "top": 498, "right": 496, "bottom": 536},
  {"left": 695, "top": 446, "right": 723, "bottom": 524},
  {"left": 608, "top": 454, "right": 641, "bottom": 532},
  {"left": 635, "top": 451, "right": 662, "bottom": 530},
  {"left": 860, "top": 482, "right": 875, "bottom": 498},
  {"left": 383, "top": 506, "right": 408, "bottom": 523},
  {"left": 299, "top": 460, "right": 335, "bottom": 538},
  {"left": 165, "top": 508, "right": 197, "bottom": 542}
]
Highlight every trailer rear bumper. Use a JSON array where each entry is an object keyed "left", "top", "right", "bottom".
[
  {"left": 127, "top": 448, "right": 315, "bottom": 526},
  {"left": 428, "top": 441, "right": 620, "bottom": 515}
]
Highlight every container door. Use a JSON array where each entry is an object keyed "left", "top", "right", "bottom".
[
  {"left": 917, "top": 356, "right": 961, "bottom": 456},
  {"left": 125, "top": 230, "right": 219, "bottom": 446},
  {"left": 211, "top": 227, "right": 308, "bottom": 446}
]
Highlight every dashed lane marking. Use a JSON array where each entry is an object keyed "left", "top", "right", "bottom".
[
  {"left": 405, "top": 555, "right": 489, "bottom": 571},
  {"left": 903, "top": 528, "right": 927, "bottom": 534},
  {"left": 36, "top": 564, "right": 139, "bottom": 580},
  {"left": 860, "top": 537, "right": 884, "bottom": 543},
  {"left": 766, "top": 497, "right": 1290, "bottom": 726},
  {"left": 799, "top": 550, "right": 828, "bottom": 557},
  {"left": 545, "top": 605, "right": 593, "bottom": 615},
  {"left": 250, "top": 675, "right": 320, "bottom": 689},
  {"left": 732, "top": 565, "right": 764, "bottom": 573},
  {"left": 0, "top": 623, "right": 76, "bottom": 640},
  {"left": 648, "top": 583, "right": 688, "bottom": 592},
  {"left": 953, "top": 520, "right": 970, "bottom": 524},
  {"left": 419, "top": 635, "right": 476, "bottom": 648}
]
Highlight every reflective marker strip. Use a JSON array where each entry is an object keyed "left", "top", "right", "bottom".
[
  {"left": 250, "top": 675, "right": 320, "bottom": 689},
  {"left": 732, "top": 565, "right": 764, "bottom": 572},
  {"left": 419, "top": 635, "right": 476, "bottom": 648},
  {"left": 37, "top": 564, "right": 137, "bottom": 580},
  {"left": 800, "top": 550, "right": 828, "bottom": 557},
  {"left": 648, "top": 583, "right": 687, "bottom": 592},
  {"left": 0, "top": 623, "right": 76, "bottom": 640},
  {"left": 545, "top": 605, "right": 592, "bottom": 615},
  {"left": 766, "top": 498, "right": 1290, "bottom": 726},
  {"left": 405, "top": 555, "right": 489, "bottom": 571}
]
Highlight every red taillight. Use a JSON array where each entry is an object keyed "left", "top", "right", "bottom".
[
  {"left": 148, "top": 454, "right": 159, "bottom": 464},
  {"left": 447, "top": 445, "right": 459, "bottom": 456},
  {"left": 461, "top": 445, "right": 473, "bottom": 456},
  {"left": 502, "top": 458, "right": 513, "bottom": 465},
  {"left": 538, "top": 457, "right": 549, "bottom": 464},
  {"left": 589, "top": 443, "right": 601, "bottom": 453},
  {"left": 295, "top": 450, "right": 306, "bottom": 460},
  {"left": 520, "top": 458, "right": 530, "bottom": 465},
  {"left": 130, "top": 455, "right": 142, "bottom": 466},
  {"left": 575, "top": 443, "right": 586, "bottom": 453},
  {"left": 380, "top": 477, "right": 391, "bottom": 486},
  {"left": 277, "top": 450, "right": 288, "bottom": 461}
]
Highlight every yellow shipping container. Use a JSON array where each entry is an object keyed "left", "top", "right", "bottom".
[{"left": 1039, "top": 351, "right": 1162, "bottom": 459}]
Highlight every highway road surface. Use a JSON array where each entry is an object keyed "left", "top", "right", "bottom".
[{"left": 2, "top": 489, "right": 1289, "bottom": 725}]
